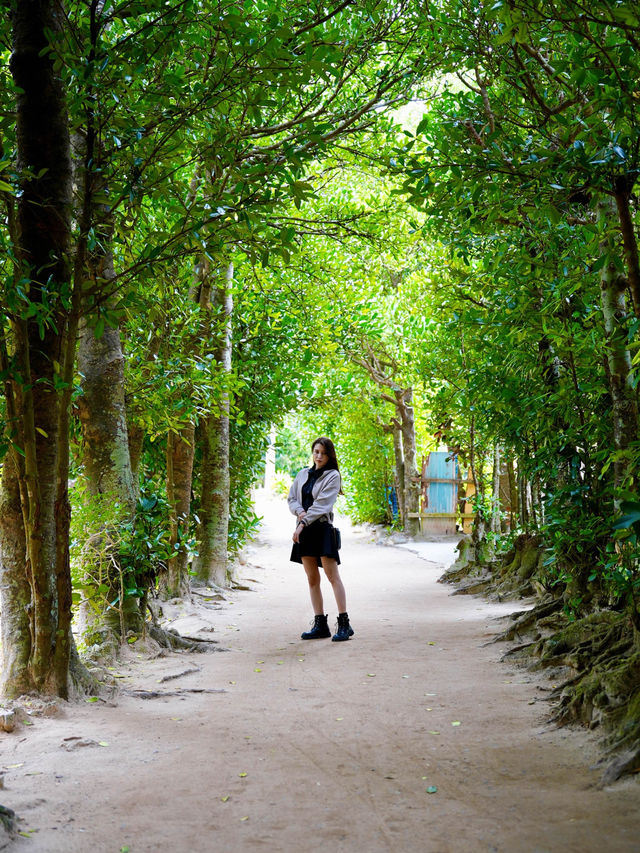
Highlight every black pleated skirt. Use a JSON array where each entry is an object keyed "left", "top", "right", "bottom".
[{"left": 290, "top": 519, "right": 341, "bottom": 565}]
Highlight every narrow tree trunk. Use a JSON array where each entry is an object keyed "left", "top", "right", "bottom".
[
  {"left": 397, "top": 389, "right": 420, "bottom": 537},
  {"left": 508, "top": 456, "right": 518, "bottom": 531},
  {"left": 491, "top": 443, "right": 501, "bottom": 535},
  {"left": 194, "top": 262, "right": 233, "bottom": 586},
  {"left": 518, "top": 469, "right": 529, "bottom": 529},
  {"left": 127, "top": 331, "right": 162, "bottom": 491},
  {"left": 598, "top": 199, "right": 639, "bottom": 491},
  {"left": 469, "top": 415, "right": 488, "bottom": 558},
  {"left": 392, "top": 425, "right": 405, "bottom": 525},
  {"left": 162, "top": 422, "right": 195, "bottom": 598},
  {"left": 614, "top": 179, "right": 640, "bottom": 318}
]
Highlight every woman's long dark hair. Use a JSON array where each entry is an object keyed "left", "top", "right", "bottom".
[{"left": 311, "top": 436, "right": 340, "bottom": 472}]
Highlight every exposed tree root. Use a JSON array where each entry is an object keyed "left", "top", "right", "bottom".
[
  {"left": 444, "top": 538, "right": 640, "bottom": 784},
  {"left": 489, "top": 597, "right": 562, "bottom": 644},
  {"left": 0, "top": 804, "right": 17, "bottom": 840},
  {"left": 125, "top": 687, "right": 227, "bottom": 700},
  {"left": 451, "top": 577, "right": 493, "bottom": 596},
  {"left": 440, "top": 533, "right": 545, "bottom": 601},
  {"left": 146, "top": 624, "right": 226, "bottom": 653}
]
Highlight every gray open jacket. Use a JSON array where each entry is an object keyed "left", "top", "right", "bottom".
[{"left": 287, "top": 467, "right": 341, "bottom": 526}]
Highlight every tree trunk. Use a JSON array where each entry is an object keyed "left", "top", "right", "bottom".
[
  {"left": 162, "top": 422, "right": 196, "bottom": 598},
  {"left": 77, "top": 317, "right": 136, "bottom": 509},
  {"left": 397, "top": 389, "right": 420, "bottom": 537},
  {"left": 0, "top": 0, "right": 74, "bottom": 697},
  {"left": 614, "top": 179, "right": 640, "bottom": 319},
  {"left": 127, "top": 332, "right": 163, "bottom": 492},
  {"left": 76, "top": 307, "right": 141, "bottom": 639},
  {"left": 508, "top": 455, "right": 518, "bottom": 531},
  {"left": 598, "top": 199, "right": 639, "bottom": 492},
  {"left": 194, "top": 261, "right": 233, "bottom": 586},
  {"left": 392, "top": 425, "right": 405, "bottom": 525},
  {"left": 469, "top": 415, "right": 488, "bottom": 558},
  {"left": 0, "top": 451, "right": 32, "bottom": 697},
  {"left": 490, "top": 443, "right": 501, "bottom": 535}
]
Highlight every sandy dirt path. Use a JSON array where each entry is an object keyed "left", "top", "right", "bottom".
[{"left": 3, "top": 493, "right": 640, "bottom": 853}]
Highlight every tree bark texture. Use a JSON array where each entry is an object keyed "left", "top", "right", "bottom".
[
  {"left": 77, "top": 316, "right": 136, "bottom": 511},
  {"left": 76, "top": 309, "right": 140, "bottom": 638},
  {"left": 614, "top": 180, "right": 640, "bottom": 319},
  {"left": 598, "top": 200, "right": 639, "bottom": 491},
  {"left": 0, "top": 451, "right": 32, "bottom": 697},
  {"left": 469, "top": 415, "right": 487, "bottom": 556},
  {"left": 194, "top": 261, "right": 233, "bottom": 586},
  {"left": 391, "top": 425, "right": 405, "bottom": 525},
  {"left": 162, "top": 422, "right": 196, "bottom": 598},
  {"left": 491, "top": 444, "right": 501, "bottom": 535},
  {"left": 397, "top": 389, "right": 420, "bottom": 537},
  {"left": 0, "top": 0, "right": 74, "bottom": 697}
]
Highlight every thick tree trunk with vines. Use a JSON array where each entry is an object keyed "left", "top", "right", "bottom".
[
  {"left": 0, "top": 0, "right": 74, "bottom": 698},
  {"left": 194, "top": 262, "right": 233, "bottom": 586},
  {"left": 76, "top": 304, "right": 140, "bottom": 640},
  {"left": 77, "top": 317, "right": 136, "bottom": 510}
]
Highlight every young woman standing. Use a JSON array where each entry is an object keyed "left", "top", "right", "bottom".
[{"left": 288, "top": 437, "right": 354, "bottom": 642}]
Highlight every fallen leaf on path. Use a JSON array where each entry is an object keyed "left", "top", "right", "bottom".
[
  {"left": 239, "top": 772, "right": 248, "bottom": 777},
  {"left": 427, "top": 642, "right": 436, "bottom": 646},
  {"left": 277, "top": 661, "right": 284, "bottom": 665},
  {"left": 86, "top": 697, "right": 99, "bottom": 703},
  {"left": 221, "top": 796, "right": 230, "bottom": 802},
  {"left": 402, "top": 675, "right": 410, "bottom": 678},
  {"left": 428, "top": 731, "right": 440, "bottom": 735},
  {"left": 426, "top": 786, "right": 438, "bottom": 794},
  {"left": 336, "top": 717, "right": 344, "bottom": 721},
  {"left": 366, "top": 673, "right": 376, "bottom": 678},
  {"left": 451, "top": 721, "right": 461, "bottom": 727},
  {"left": 254, "top": 668, "right": 262, "bottom": 673},
  {"left": 240, "top": 816, "right": 249, "bottom": 821},
  {"left": 98, "top": 741, "right": 109, "bottom": 746},
  {"left": 6, "top": 763, "right": 24, "bottom": 769}
]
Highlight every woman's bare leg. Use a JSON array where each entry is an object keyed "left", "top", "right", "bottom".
[
  {"left": 320, "top": 557, "right": 347, "bottom": 613},
  {"left": 302, "top": 557, "right": 324, "bottom": 614}
]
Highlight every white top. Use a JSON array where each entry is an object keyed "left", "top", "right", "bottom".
[{"left": 287, "top": 467, "right": 341, "bottom": 526}]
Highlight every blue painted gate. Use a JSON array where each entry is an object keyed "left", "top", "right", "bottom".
[{"left": 419, "top": 451, "right": 460, "bottom": 535}]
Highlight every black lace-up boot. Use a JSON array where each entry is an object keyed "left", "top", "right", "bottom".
[
  {"left": 301, "top": 614, "right": 331, "bottom": 639},
  {"left": 332, "top": 612, "right": 354, "bottom": 642}
]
